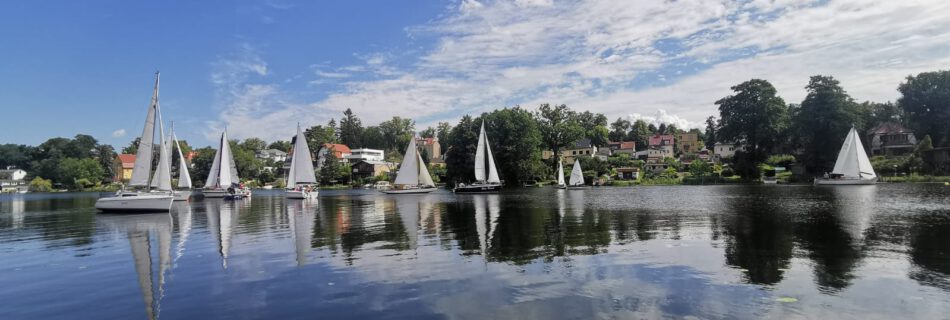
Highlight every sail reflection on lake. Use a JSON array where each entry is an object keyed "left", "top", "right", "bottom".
[{"left": 1, "top": 185, "right": 950, "bottom": 319}]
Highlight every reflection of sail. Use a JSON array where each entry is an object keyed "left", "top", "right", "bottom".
[
  {"left": 395, "top": 196, "right": 421, "bottom": 249},
  {"left": 219, "top": 203, "right": 236, "bottom": 269},
  {"left": 567, "top": 189, "right": 585, "bottom": 218},
  {"left": 173, "top": 202, "right": 192, "bottom": 262},
  {"left": 829, "top": 186, "right": 876, "bottom": 241},
  {"left": 99, "top": 213, "right": 173, "bottom": 320},
  {"left": 473, "top": 194, "right": 501, "bottom": 257},
  {"left": 8, "top": 195, "right": 25, "bottom": 229},
  {"left": 288, "top": 200, "right": 315, "bottom": 266}
]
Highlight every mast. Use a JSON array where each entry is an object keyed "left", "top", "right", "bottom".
[
  {"left": 394, "top": 138, "right": 420, "bottom": 186},
  {"left": 130, "top": 72, "right": 161, "bottom": 188},
  {"left": 475, "top": 123, "right": 486, "bottom": 182},
  {"left": 288, "top": 123, "right": 317, "bottom": 187}
]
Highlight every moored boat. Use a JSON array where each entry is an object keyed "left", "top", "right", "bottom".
[
  {"left": 559, "top": 159, "right": 589, "bottom": 190},
  {"left": 203, "top": 129, "right": 251, "bottom": 198},
  {"left": 814, "top": 127, "right": 878, "bottom": 185},
  {"left": 382, "top": 137, "right": 437, "bottom": 194},
  {"left": 285, "top": 124, "right": 318, "bottom": 200},
  {"left": 455, "top": 121, "right": 503, "bottom": 193}
]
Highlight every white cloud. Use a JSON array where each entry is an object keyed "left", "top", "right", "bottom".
[
  {"left": 628, "top": 110, "right": 694, "bottom": 129},
  {"left": 208, "top": 0, "right": 950, "bottom": 141},
  {"left": 112, "top": 129, "right": 126, "bottom": 138}
]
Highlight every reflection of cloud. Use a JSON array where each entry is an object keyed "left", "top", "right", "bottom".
[{"left": 112, "top": 129, "right": 126, "bottom": 138}]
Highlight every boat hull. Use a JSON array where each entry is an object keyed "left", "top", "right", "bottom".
[
  {"left": 453, "top": 183, "right": 502, "bottom": 193},
  {"left": 814, "top": 177, "right": 878, "bottom": 185},
  {"left": 95, "top": 194, "right": 174, "bottom": 212},
  {"left": 381, "top": 188, "right": 437, "bottom": 194},
  {"left": 204, "top": 189, "right": 251, "bottom": 198},
  {"left": 173, "top": 190, "right": 192, "bottom": 201},
  {"left": 557, "top": 185, "right": 590, "bottom": 190},
  {"left": 285, "top": 190, "right": 318, "bottom": 199}
]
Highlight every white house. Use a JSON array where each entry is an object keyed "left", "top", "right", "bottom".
[
  {"left": 256, "top": 149, "right": 288, "bottom": 162},
  {"left": 345, "top": 148, "right": 385, "bottom": 163},
  {"left": 714, "top": 142, "right": 739, "bottom": 159},
  {"left": 0, "top": 167, "right": 28, "bottom": 192}
]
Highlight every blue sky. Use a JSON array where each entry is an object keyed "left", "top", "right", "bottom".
[{"left": 3, "top": 0, "right": 949, "bottom": 148}]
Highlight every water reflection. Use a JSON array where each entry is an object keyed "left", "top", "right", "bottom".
[
  {"left": 796, "top": 186, "right": 874, "bottom": 292},
  {"left": 98, "top": 213, "right": 173, "bottom": 320},
  {"left": 287, "top": 200, "right": 316, "bottom": 266},
  {"left": 720, "top": 189, "right": 794, "bottom": 285},
  {"left": 204, "top": 200, "right": 241, "bottom": 269}
]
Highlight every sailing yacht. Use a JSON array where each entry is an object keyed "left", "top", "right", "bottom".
[
  {"left": 556, "top": 160, "right": 566, "bottom": 188},
  {"left": 203, "top": 130, "right": 250, "bottom": 198},
  {"left": 170, "top": 125, "right": 193, "bottom": 201},
  {"left": 382, "top": 137, "right": 437, "bottom": 194},
  {"left": 95, "top": 72, "right": 174, "bottom": 212},
  {"left": 285, "top": 124, "right": 318, "bottom": 199},
  {"left": 559, "top": 159, "right": 588, "bottom": 189},
  {"left": 454, "top": 122, "right": 503, "bottom": 193},
  {"left": 814, "top": 127, "right": 878, "bottom": 185}
]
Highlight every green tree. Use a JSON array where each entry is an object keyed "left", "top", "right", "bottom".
[
  {"left": 339, "top": 108, "right": 364, "bottom": 148},
  {"left": 420, "top": 127, "right": 436, "bottom": 139},
  {"left": 94, "top": 144, "right": 116, "bottom": 183},
  {"left": 899, "top": 70, "right": 950, "bottom": 146},
  {"left": 361, "top": 126, "right": 386, "bottom": 150},
  {"left": 0, "top": 144, "right": 34, "bottom": 170},
  {"left": 267, "top": 140, "right": 291, "bottom": 152},
  {"left": 589, "top": 125, "right": 610, "bottom": 147},
  {"left": 793, "top": 75, "right": 863, "bottom": 173},
  {"left": 536, "top": 104, "right": 584, "bottom": 168},
  {"left": 379, "top": 116, "right": 415, "bottom": 152},
  {"left": 609, "top": 117, "right": 631, "bottom": 142},
  {"left": 483, "top": 107, "right": 544, "bottom": 185},
  {"left": 122, "top": 137, "right": 141, "bottom": 154},
  {"left": 689, "top": 160, "right": 712, "bottom": 177},
  {"left": 57, "top": 158, "right": 105, "bottom": 190},
  {"left": 229, "top": 140, "right": 262, "bottom": 184},
  {"left": 436, "top": 122, "right": 452, "bottom": 145},
  {"left": 628, "top": 119, "right": 651, "bottom": 151},
  {"left": 241, "top": 138, "right": 267, "bottom": 152},
  {"left": 319, "top": 146, "right": 345, "bottom": 185},
  {"left": 716, "top": 79, "right": 788, "bottom": 179},
  {"left": 28, "top": 177, "right": 53, "bottom": 192},
  {"left": 445, "top": 115, "right": 479, "bottom": 184},
  {"left": 189, "top": 147, "right": 217, "bottom": 187},
  {"left": 704, "top": 116, "right": 718, "bottom": 151},
  {"left": 304, "top": 124, "right": 337, "bottom": 149}
]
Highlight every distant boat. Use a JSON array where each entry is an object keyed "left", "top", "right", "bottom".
[
  {"left": 203, "top": 129, "right": 251, "bottom": 198},
  {"left": 559, "top": 159, "right": 589, "bottom": 189},
  {"left": 382, "top": 137, "right": 436, "bottom": 194},
  {"left": 454, "top": 121, "right": 503, "bottom": 193},
  {"left": 556, "top": 160, "right": 566, "bottom": 188},
  {"left": 170, "top": 124, "right": 193, "bottom": 201},
  {"left": 95, "top": 72, "right": 174, "bottom": 212},
  {"left": 815, "top": 127, "right": 878, "bottom": 185},
  {"left": 285, "top": 124, "right": 318, "bottom": 199}
]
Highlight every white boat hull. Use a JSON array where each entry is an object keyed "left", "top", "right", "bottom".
[
  {"left": 173, "top": 190, "right": 192, "bottom": 201},
  {"left": 95, "top": 193, "right": 174, "bottom": 212},
  {"left": 381, "top": 187, "right": 437, "bottom": 194},
  {"left": 285, "top": 190, "right": 318, "bottom": 199},
  {"left": 814, "top": 177, "right": 877, "bottom": 185},
  {"left": 557, "top": 184, "right": 589, "bottom": 190},
  {"left": 204, "top": 189, "right": 251, "bottom": 198}
]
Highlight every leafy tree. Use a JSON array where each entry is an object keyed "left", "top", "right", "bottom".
[
  {"left": 94, "top": 144, "right": 116, "bottom": 183},
  {"left": 28, "top": 177, "right": 53, "bottom": 192},
  {"left": 436, "top": 122, "right": 452, "bottom": 145},
  {"left": 339, "top": 108, "right": 364, "bottom": 148},
  {"left": 717, "top": 79, "right": 788, "bottom": 179},
  {"left": 189, "top": 147, "right": 217, "bottom": 187},
  {"left": 361, "top": 126, "right": 386, "bottom": 150},
  {"left": 267, "top": 140, "right": 292, "bottom": 152},
  {"left": 229, "top": 140, "right": 261, "bottom": 184},
  {"left": 536, "top": 104, "right": 584, "bottom": 169},
  {"left": 420, "top": 127, "right": 436, "bottom": 139},
  {"left": 704, "top": 116, "right": 718, "bottom": 151},
  {"left": 628, "top": 120, "right": 651, "bottom": 151},
  {"left": 647, "top": 123, "right": 658, "bottom": 134},
  {"left": 658, "top": 123, "right": 668, "bottom": 135},
  {"left": 57, "top": 158, "right": 104, "bottom": 190},
  {"left": 793, "top": 75, "right": 863, "bottom": 173},
  {"left": 241, "top": 138, "right": 267, "bottom": 152},
  {"left": 483, "top": 107, "right": 544, "bottom": 185},
  {"left": 304, "top": 124, "right": 337, "bottom": 149},
  {"left": 444, "top": 115, "right": 479, "bottom": 184},
  {"left": 379, "top": 116, "right": 415, "bottom": 152},
  {"left": 607, "top": 153, "right": 635, "bottom": 168},
  {"left": 589, "top": 125, "right": 610, "bottom": 147},
  {"left": 609, "top": 117, "right": 631, "bottom": 142},
  {"left": 689, "top": 160, "right": 712, "bottom": 177},
  {"left": 0, "top": 144, "right": 34, "bottom": 170},
  {"left": 122, "top": 137, "right": 141, "bottom": 154},
  {"left": 899, "top": 70, "right": 950, "bottom": 146}
]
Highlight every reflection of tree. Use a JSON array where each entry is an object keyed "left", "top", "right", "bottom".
[
  {"left": 562, "top": 209, "right": 611, "bottom": 256},
  {"left": 795, "top": 187, "right": 872, "bottom": 293},
  {"left": 721, "top": 197, "right": 793, "bottom": 285},
  {"left": 10, "top": 196, "right": 99, "bottom": 248},
  {"left": 908, "top": 215, "right": 950, "bottom": 291}
]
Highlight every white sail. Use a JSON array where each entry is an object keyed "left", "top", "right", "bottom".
[
  {"left": 557, "top": 160, "right": 565, "bottom": 186},
  {"left": 288, "top": 124, "right": 317, "bottom": 186},
  {"left": 831, "top": 127, "right": 876, "bottom": 179},
  {"left": 569, "top": 160, "right": 584, "bottom": 186},
  {"left": 173, "top": 133, "right": 192, "bottom": 188},
  {"left": 417, "top": 149, "right": 435, "bottom": 187},
  {"left": 219, "top": 130, "right": 235, "bottom": 187},
  {"left": 205, "top": 134, "right": 222, "bottom": 188},
  {"left": 149, "top": 108, "right": 172, "bottom": 191},
  {"left": 474, "top": 123, "right": 486, "bottom": 182},
  {"left": 485, "top": 126, "right": 500, "bottom": 184},
  {"left": 394, "top": 138, "right": 420, "bottom": 186},
  {"left": 129, "top": 73, "right": 161, "bottom": 187}
]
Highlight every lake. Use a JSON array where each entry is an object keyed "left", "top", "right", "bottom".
[{"left": 1, "top": 185, "right": 949, "bottom": 319}]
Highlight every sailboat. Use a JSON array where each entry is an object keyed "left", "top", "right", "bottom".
[
  {"left": 454, "top": 121, "right": 503, "bottom": 193},
  {"left": 556, "top": 160, "right": 566, "bottom": 188},
  {"left": 170, "top": 124, "right": 193, "bottom": 201},
  {"left": 203, "top": 130, "right": 250, "bottom": 198},
  {"left": 814, "top": 126, "right": 878, "bottom": 185},
  {"left": 95, "top": 72, "right": 174, "bottom": 212},
  {"left": 559, "top": 159, "right": 588, "bottom": 189},
  {"left": 382, "top": 137, "right": 437, "bottom": 194},
  {"left": 285, "top": 124, "right": 318, "bottom": 199}
]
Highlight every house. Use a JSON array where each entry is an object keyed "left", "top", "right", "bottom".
[
  {"left": 352, "top": 160, "right": 395, "bottom": 180},
  {"left": 608, "top": 141, "right": 636, "bottom": 155},
  {"left": 616, "top": 167, "right": 640, "bottom": 180},
  {"left": 646, "top": 145, "right": 674, "bottom": 162},
  {"left": 675, "top": 133, "right": 703, "bottom": 154},
  {"left": 256, "top": 149, "right": 288, "bottom": 162},
  {"left": 542, "top": 138, "right": 598, "bottom": 164},
  {"left": 316, "top": 143, "right": 352, "bottom": 169},
  {"left": 114, "top": 154, "right": 136, "bottom": 182},
  {"left": 648, "top": 134, "right": 675, "bottom": 147},
  {"left": 416, "top": 137, "right": 442, "bottom": 164},
  {"left": 0, "top": 167, "right": 28, "bottom": 192},
  {"left": 714, "top": 142, "right": 739, "bottom": 160},
  {"left": 868, "top": 122, "right": 917, "bottom": 156},
  {"left": 345, "top": 148, "right": 385, "bottom": 163}
]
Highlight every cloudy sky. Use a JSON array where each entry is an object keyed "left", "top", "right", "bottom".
[{"left": 2, "top": 0, "right": 949, "bottom": 147}]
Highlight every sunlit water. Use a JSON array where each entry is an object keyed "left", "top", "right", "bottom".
[{"left": 2, "top": 185, "right": 950, "bottom": 319}]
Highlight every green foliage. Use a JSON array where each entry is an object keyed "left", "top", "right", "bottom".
[
  {"left": 793, "top": 75, "right": 863, "bottom": 174},
  {"left": 704, "top": 116, "right": 718, "bottom": 151},
  {"left": 339, "top": 108, "right": 364, "bottom": 148},
  {"left": 589, "top": 125, "right": 610, "bottom": 147},
  {"left": 689, "top": 160, "right": 712, "bottom": 177},
  {"left": 304, "top": 123, "right": 338, "bottom": 149},
  {"left": 379, "top": 116, "right": 415, "bottom": 153},
  {"left": 577, "top": 157, "right": 609, "bottom": 178},
  {"left": 716, "top": 79, "right": 788, "bottom": 176},
  {"left": 29, "top": 177, "right": 53, "bottom": 192},
  {"left": 536, "top": 104, "right": 584, "bottom": 168},
  {"left": 609, "top": 117, "right": 631, "bottom": 142},
  {"left": 436, "top": 122, "right": 452, "bottom": 145},
  {"left": 899, "top": 70, "right": 950, "bottom": 146},
  {"left": 57, "top": 158, "right": 104, "bottom": 190},
  {"left": 445, "top": 108, "right": 544, "bottom": 186},
  {"left": 628, "top": 120, "right": 651, "bottom": 151},
  {"left": 765, "top": 154, "right": 796, "bottom": 168},
  {"left": 0, "top": 144, "right": 35, "bottom": 170},
  {"left": 122, "top": 137, "right": 141, "bottom": 154},
  {"left": 420, "top": 127, "right": 436, "bottom": 138},
  {"left": 361, "top": 126, "right": 386, "bottom": 150},
  {"left": 607, "top": 153, "right": 635, "bottom": 168},
  {"left": 241, "top": 138, "right": 267, "bottom": 152},
  {"left": 267, "top": 140, "right": 291, "bottom": 152},
  {"left": 189, "top": 147, "right": 217, "bottom": 187},
  {"left": 28, "top": 135, "right": 113, "bottom": 187},
  {"left": 445, "top": 115, "right": 478, "bottom": 184}
]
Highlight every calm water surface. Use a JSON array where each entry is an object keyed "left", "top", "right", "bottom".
[{"left": 2, "top": 185, "right": 950, "bottom": 319}]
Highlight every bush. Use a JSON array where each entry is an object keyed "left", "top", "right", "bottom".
[
  {"left": 765, "top": 154, "right": 796, "bottom": 168},
  {"left": 29, "top": 177, "right": 53, "bottom": 192}
]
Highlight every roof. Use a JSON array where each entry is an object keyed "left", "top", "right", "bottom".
[
  {"left": 357, "top": 160, "right": 394, "bottom": 166},
  {"left": 649, "top": 135, "right": 674, "bottom": 146},
  {"left": 322, "top": 143, "right": 352, "bottom": 158},
  {"left": 571, "top": 138, "right": 593, "bottom": 149},
  {"left": 869, "top": 122, "right": 912, "bottom": 135},
  {"left": 259, "top": 148, "right": 287, "bottom": 155},
  {"left": 117, "top": 154, "right": 136, "bottom": 168},
  {"left": 616, "top": 167, "right": 640, "bottom": 172},
  {"left": 608, "top": 141, "right": 635, "bottom": 149},
  {"left": 416, "top": 137, "right": 439, "bottom": 145}
]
